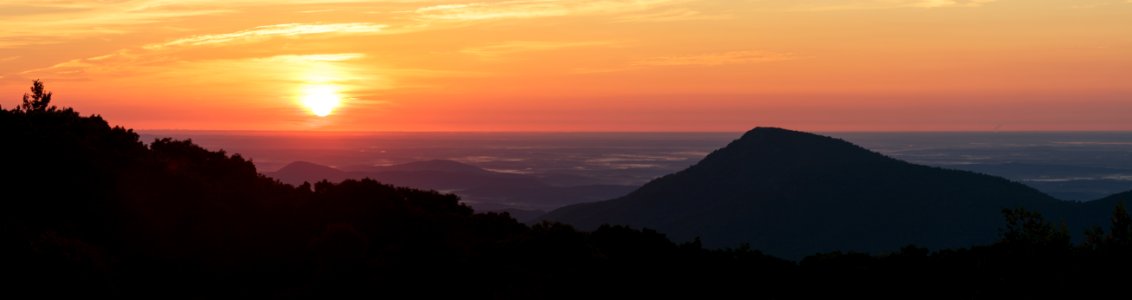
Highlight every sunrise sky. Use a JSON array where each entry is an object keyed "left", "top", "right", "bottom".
[{"left": 2, "top": 0, "right": 1130, "bottom": 131}]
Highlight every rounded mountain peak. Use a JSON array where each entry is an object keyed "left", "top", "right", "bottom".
[{"left": 696, "top": 127, "right": 893, "bottom": 171}]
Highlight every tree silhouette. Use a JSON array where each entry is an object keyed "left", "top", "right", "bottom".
[
  {"left": 19, "top": 79, "right": 54, "bottom": 112},
  {"left": 1083, "top": 201, "right": 1132, "bottom": 251},
  {"left": 1000, "top": 207, "right": 1070, "bottom": 250},
  {"left": 1107, "top": 202, "right": 1132, "bottom": 247}
]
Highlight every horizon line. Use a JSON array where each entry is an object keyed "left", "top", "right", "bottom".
[{"left": 135, "top": 128, "right": 1132, "bottom": 134}]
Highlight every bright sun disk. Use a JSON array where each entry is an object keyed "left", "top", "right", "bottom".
[{"left": 300, "top": 84, "right": 341, "bottom": 117}]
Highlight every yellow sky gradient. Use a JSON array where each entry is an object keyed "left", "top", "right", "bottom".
[{"left": 2, "top": 0, "right": 1130, "bottom": 131}]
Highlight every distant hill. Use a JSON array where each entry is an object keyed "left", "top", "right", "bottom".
[
  {"left": 937, "top": 162, "right": 1132, "bottom": 201},
  {"left": 272, "top": 160, "right": 353, "bottom": 183},
  {"left": 268, "top": 159, "right": 635, "bottom": 217},
  {"left": 1094, "top": 190, "right": 1132, "bottom": 204},
  {"left": 543, "top": 127, "right": 1125, "bottom": 258}
]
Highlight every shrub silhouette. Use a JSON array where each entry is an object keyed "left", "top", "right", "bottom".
[{"left": 19, "top": 79, "right": 55, "bottom": 112}]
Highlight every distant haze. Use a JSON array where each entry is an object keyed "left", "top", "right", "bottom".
[{"left": 143, "top": 131, "right": 1132, "bottom": 203}]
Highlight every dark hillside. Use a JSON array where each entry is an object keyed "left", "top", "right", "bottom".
[{"left": 545, "top": 128, "right": 1098, "bottom": 258}]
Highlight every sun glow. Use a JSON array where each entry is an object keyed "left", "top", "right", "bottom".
[{"left": 300, "top": 84, "right": 342, "bottom": 117}]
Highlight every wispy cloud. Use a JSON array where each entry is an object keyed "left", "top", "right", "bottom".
[
  {"left": 15, "top": 21, "right": 387, "bottom": 79},
  {"left": 0, "top": 3, "right": 90, "bottom": 17},
  {"left": 414, "top": 2, "right": 566, "bottom": 20},
  {"left": 572, "top": 50, "right": 798, "bottom": 74},
  {"left": 612, "top": 8, "right": 729, "bottom": 23},
  {"left": 0, "top": 1, "right": 232, "bottom": 25},
  {"left": 19, "top": 21, "right": 389, "bottom": 80},
  {"left": 461, "top": 40, "right": 618, "bottom": 57},
  {"left": 634, "top": 51, "right": 798, "bottom": 66},
  {"left": 0, "top": 1, "right": 231, "bottom": 48},
  {"left": 263, "top": 53, "right": 369, "bottom": 62},
  {"left": 773, "top": 0, "right": 998, "bottom": 12},
  {"left": 910, "top": 0, "right": 997, "bottom": 8},
  {"left": 414, "top": 0, "right": 692, "bottom": 21},
  {"left": 146, "top": 23, "right": 388, "bottom": 49},
  {"left": 0, "top": 0, "right": 432, "bottom": 49},
  {"left": 21, "top": 49, "right": 160, "bottom": 79}
]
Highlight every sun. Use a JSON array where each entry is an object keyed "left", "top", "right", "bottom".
[{"left": 300, "top": 84, "right": 342, "bottom": 117}]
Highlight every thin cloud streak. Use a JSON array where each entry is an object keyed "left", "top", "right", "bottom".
[
  {"left": 611, "top": 8, "right": 730, "bottom": 23},
  {"left": 147, "top": 23, "right": 389, "bottom": 49},
  {"left": 461, "top": 41, "right": 619, "bottom": 57},
  {"left": 782, "top": 0, "right": 998, "bottom": 11},
  {"left": 911, "top": 0, "right": 997, "bottom": 8},
  {"left": 413, "top": 0, "right": 693, "bottom": 21},
  {"left": 0, "top": 2, "right": 231, "bottom": 48},
  {"left": 0, "top": 0, "right": 427, "bottom": 48},
  {"left": 264, "top": 53, "right": 369, "bottom": 62},
  {"left": 572, "top": 50, "right": 799, "bottom": 74},
  {"left": 634, "top": 51, "right": 799, "bottom": 66},
  {"left": 18, "top": 21, "right": 387, "bottom": 79}
]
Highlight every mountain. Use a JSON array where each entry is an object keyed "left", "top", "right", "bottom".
[
  {"left": 937, "top": 162, "right": 1132, "bottom": 201},
  {"left": 543, "top": 127, "right": 1120, "bottom": 258},
  {"left": 267, "top": 159, "right": 636, "bottom": 217},
  {"left": 271, "top": 160, "right": 353, "bottom": 184},
  {"left": 1079, "top": 190, "right": 1132, "bottom": 222},
  {"left": 1093, "top": 190, "right": 1132, "bottom": 204},
  {"left": 270, "top": 159, "right": 522, "bottom": 190}
]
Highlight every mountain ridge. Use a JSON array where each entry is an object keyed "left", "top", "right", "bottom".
[
  {"left": 268, "top": 159, "right": 636, "bottom": 216},
  {"left": 543, "top": 127, "right": 1121, "bottom": 258}
]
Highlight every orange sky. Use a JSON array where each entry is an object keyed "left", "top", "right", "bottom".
[{"left": 2, "top": 0, "right": 1130, "bottom": 132}]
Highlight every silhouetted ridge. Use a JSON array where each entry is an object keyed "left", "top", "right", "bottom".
[
  {"left": 277, "top": 160, "right": 343, "bottom": 174},
  {"left": 1093, "top": 190, "right": 1132, "bottom": 204},
  {"left": 271, "top": 160, "right": 352, "bottom": 184},
  {"left": 267, "top": 159, "right": 636, "bottom": 214},
  {"left": 695, "top": 127, "right": 906, "bottom": 174},
  {"left": 544, "top": 127, "right": 1087, "bottom": 258}
]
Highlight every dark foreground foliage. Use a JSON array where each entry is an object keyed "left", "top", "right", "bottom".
[{"left": 2, "top": 84, "right": 1131, "bottom": 299}]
